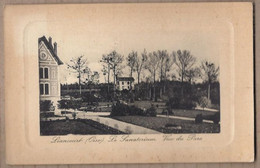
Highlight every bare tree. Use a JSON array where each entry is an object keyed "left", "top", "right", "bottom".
[
  {"left": 173, "top": 50, "right": 196, "bottom": 96},
  {"left": 83, "top": 67, "right": 92, "bottom": 83},
  {"left": 200, "top": 61, "right": 219, "bottom": 101},
  {"left": 90, "top": 71, "right": 100, "bottom": 84},
  {"left": 135, "top": 49, "right": 148, "bottom": 84},
  {"left": 157, "top": 50, "right": 168, "bottom": 82},
  {"left": 101, "top": 64, "right": 108, "bottom": 83},
  {"left": 157, "top": 50, "right": 175, "bottom": 81},
  {"left": 127, "top": 51, "right": 137, "bottom": 77},
  {"left": 164, "top": 53, "right": 175, "bottom": 81},
  {"left": 185, "top": 67, "right": 201, "bottom": 84},
  {"left": 100, "top": 54, "right": 112, "bottom": 85},
  {"left": 108, "top": 50, "right": 124, "bottom": 87},
  {"left": 67, "top": 55, "right": 89, "bottom": 95},
  {"left": 146, "top": 51, "right": 160, "bottom": 83},
  {"left": 159, "top": 51, "right": 175, "bottom": 95},
  {"left": 145, "top": 51, "right": 160, "bottom": 100}
]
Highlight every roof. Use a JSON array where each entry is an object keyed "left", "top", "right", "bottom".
[
  {"left": 38, "top": 36, "right": 63, "bottom": 65},
  {"left": 117, "top": 77, "right": 135, "bottom": 81}
]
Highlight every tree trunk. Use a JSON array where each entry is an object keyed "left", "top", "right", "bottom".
[
  {"left": 150, "top": 86, "right": 152, "bottom": 100},
  {"left": 163, "top": 81, "right": 166, "bottom": 94},
  {"left": 160, "top": 67, "right": 163, "bottom": 82},
  {"left": 137, "top": 72, "right": 140, "bottom": 84},
  {"left": 208, "top": 83, "right": 211, "bottom": 100},
  {"left": 79, "top": 72, "right": 81, "bottom": 95},
  {"left": 113, "top": 68, "right": 116, "bottom": 89},
  {"left": 107, "top": 66, "right": 110, "bottom": 95},
  {"left": 153, "top": 85, "right": 156, "bottom": 101},
  {"left": 181, "top": 72, "right": 184, "bottom": 97}
]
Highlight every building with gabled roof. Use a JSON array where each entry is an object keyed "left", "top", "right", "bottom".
[{"left": 38, "top": 36, "right": 63, "bottom": 113}]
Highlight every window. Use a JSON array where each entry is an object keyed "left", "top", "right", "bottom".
[
  {"left": 39, "top": 67, "right": 49, "bottom": 79},
  {"left": 40, "top": 68, "right": 44, "bottom": 79},
  {"left": 122, "top": 82, "right": 124, "bottom": 85},
  {"left": 127, "top": 81, "right": 130, "bottom": 85},
  {"left": 45, "top": 84, "right": 49, "bottom": 94},
  {"left": 40, "top": 83, "right": 49, "bottom": 95},
  {"left": 44, "top": 68, "right": 49, "bottom": 79},
  {"left": 40, "top": 84, "right": 44, "bottom": 95}
]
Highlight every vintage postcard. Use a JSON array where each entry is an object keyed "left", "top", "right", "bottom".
[{"left": 4, "top": 3, "right": 254, "bottom": 164}]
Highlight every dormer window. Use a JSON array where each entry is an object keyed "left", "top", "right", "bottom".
[{"left": 40, "top": 67, "right": 49, "bottom": 79}]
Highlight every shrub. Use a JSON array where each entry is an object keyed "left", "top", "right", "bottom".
[
  {"left": 40, "top": 100, "right": 53, "bottom": 112},
  {"left": 146, "top": 106, "right": 157, "bottom": 117},
  {"left": 199, "top": 96, "right": 211, "bottom": 110},
  {"left": 111, "top": 103, "right": 129, "bottom": 116},
  {"left": 58, "top": 100, "right": 70, "bottom": 110},
  {"left": 82, "top": 93, "right": 98, "bottom": 104},
  {"left": 129, "top": 106, "right": 145, "bottom": 116},
  {"left": 167, "top": 97, "right": 196, "bottom": 110},
  {"left": 65, "top": 116, "right": 69, "bottom": 121},
  {"left": 72, "top": 112, "right": 77, "bottom": 120},
  {"left": 210, "top": 113, "right": 220, "bottom": 124},
  {"left": 195, "top": 114, "right": 203, "bottom": 124},
  {"left": 40, "top": 112, "right": 54, "bottom": 118},
  {"left": 162, "top": 108, "right": 174, "bottom": 115},
  {"left": 58, "top": 100, "right": 82, "bottom": 111},
  {"left": 111, "top": 102, "right": 156, "bottom": 117},
  {"left": 70, "top": 100, "right": 82, "bottom": 111}
]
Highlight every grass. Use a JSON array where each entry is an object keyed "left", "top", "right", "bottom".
[
  {"left": 129, "top": 101, "right": 219, "bottom": 118},
  {"left": 40, "top": 119, "right": 125, "bottom": 135},
  {"left": 168, "top": 109, "right": 220, "bottom": 119},
  {"left": 112, "top": 116, "right": 220, "bottom": 133}
]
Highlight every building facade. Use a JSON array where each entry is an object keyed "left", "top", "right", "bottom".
[
  {"left": 116, "top": 77, "right": 134, "bottom": 91},
  {"left": 38, "top": 36, "right": 63, "bottom": 112}
]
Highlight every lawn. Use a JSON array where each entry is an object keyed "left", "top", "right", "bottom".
[
  {"left": 40, "top": 119, "right": 125, "bottom": 135},
  {"left": 129, "top": 101, "right": 220, "bottom": 119},
  {"left": 168, "top": 109, "right": 220, "bottom": 119},
  {"left": 112, "top": 116, "right": 220, "bottom": 133}
]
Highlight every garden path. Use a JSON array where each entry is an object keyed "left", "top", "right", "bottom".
[{"left": 75, "top": 112, "right": 160, "bottom": 134}]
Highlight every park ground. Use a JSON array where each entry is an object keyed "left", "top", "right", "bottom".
[{"left": 40, "top": 101, "right": 220, "bottom": 135}]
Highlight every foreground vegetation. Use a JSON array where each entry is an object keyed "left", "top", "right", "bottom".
[
  {"left": 112, "top": 116, "right": 220, "bottom": 134},
  {"left": 40, "top": 119, "right": 125, "bottom": 135}
]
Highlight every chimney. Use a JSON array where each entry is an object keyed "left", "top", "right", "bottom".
[
  {"left": 54, "top": 42, "right": 57, "bottom": 55},
  {"left": 48, "top": 37, "right": 52, "bottom": 48}
]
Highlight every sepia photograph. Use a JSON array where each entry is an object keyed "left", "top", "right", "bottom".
[
  {"left": 39, "top": 16, "right": 220, "bottom": 135},
  {"left": 4, "top": 3, "right": 254, "bottom": 164}
]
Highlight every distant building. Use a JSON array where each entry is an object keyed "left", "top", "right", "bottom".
[
  {"left": 116, "top": 77, "right": 134, "bottom": 91},
  {"left": 38, "top": 36, "right": 63, "bottom": 111}
]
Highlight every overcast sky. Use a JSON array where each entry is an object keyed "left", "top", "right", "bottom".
[{"left": 25, "top": 4, "right": 231, "bottom": 84}]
